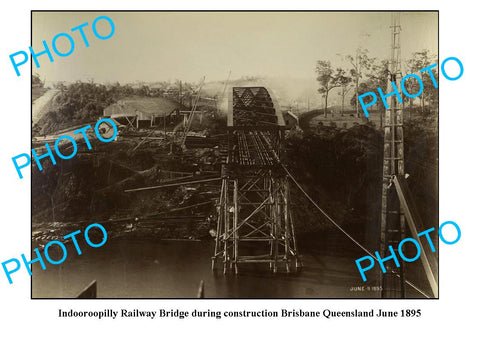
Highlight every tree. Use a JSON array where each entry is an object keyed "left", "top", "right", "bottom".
[
  {"left": 137, "top": 85, "right": 150, "bottom": 97},
  {"left": 406, "top": 50, "right": 438, "bottom": 115},
  {"left": 424, "top": 65, "right": 439, "bottom": 113},
  {"left": 403, "top": 58, "right": 421, "bottom": 120},
  {"left": 32, "top": 73, "right": 43, "bottom": 87},
  {"left": 346, "top": 49, "right": 373, "bottom": 118},
  {"left": 54, "top": 82, "right": 67, "bottom": 93},
  {"left": 316, "top": 61, "right": 341, "bottom": 118},
  {"left": 336, "top": 69, "right": 352, "bottom": 116},
  {"left": 365, "top": 58, "right": 389, "bottom": 126}
]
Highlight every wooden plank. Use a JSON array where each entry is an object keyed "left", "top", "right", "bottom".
[
  {"left": 76, "top": 280, "right": 97, "bottom": 298},
  {"left": 196, "top": 280, "right": 205, "bottom": 298},
  {"left": 124, "top": 177, "right": 221, "bottom": 192},
  {"left": 393, "top": 176, "right": 438, "bottom": 298}
]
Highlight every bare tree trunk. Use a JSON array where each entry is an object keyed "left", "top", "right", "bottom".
[
  {"left": 355, "top": 78, "right": 359, "bottom": 118},
  {"left": 341, "top": 91, "right": 345, "bottom": 117},
  {"left": 51, "top": 196, "right": 55, "bottom": 222},
  {"left": 421, "top": 93, "right": 425, "bottom": 114},
  {"left": 178, "top": 81, "right": 182, "bottom": 105},
  {"left": 324, "top": 92, "right": 328, "bottom": 118},
  {"left": 409, "top": 98, "right": 413, "bottom": 120},
  {"left": 377, "top": 102, "right": 382, "bottom": 128}
]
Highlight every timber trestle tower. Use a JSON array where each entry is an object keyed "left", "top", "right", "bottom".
[{"left": 211, "top": 87, "right": 300, "bottom": 274}]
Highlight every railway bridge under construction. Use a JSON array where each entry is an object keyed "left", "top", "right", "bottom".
[
  {"left": 120, "top": 83, "right": 438, "bottom": 299},
  {"left": 208, "top": 85, "right": 438, "bottom": 299},
  {"left": 211, "top": 86, "right": 300, "bottom": 274}
]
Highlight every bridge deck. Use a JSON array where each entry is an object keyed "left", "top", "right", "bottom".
[{"left": 232, "top": 131, "right": 279, "bottom": 166}]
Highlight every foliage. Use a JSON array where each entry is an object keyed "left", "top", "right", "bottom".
[
  {"left": 325, "top": 49, "right": 438, "bottom": 120},
  {"left": 32, "top": 73, "right": 44, "bottom": 87},
  {"left": 316, "top": 61, "right": 349, "bottom": 117},
  {"left": 351, "top": 58, "right": 389, "bottom": 114},
  {"left": 36, "top": 80, "right": 199, "bottom": 135},
  {"left": 285, "top": 124, "right": 383, "bottom": 245},
  {"left": 405, "top": 50, "right": 439, "bottom": 114},
  {"left": 336, "top": 69, "right": 352, "bottom": 115},
  {"left": 346, "top": 49, "right": 374, "bottom": 117},
  {"left": 366, "top": 58, "right": 389, "bottom": 92}
]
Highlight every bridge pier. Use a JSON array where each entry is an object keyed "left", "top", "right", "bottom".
[{"left": 211, "top": 87, "right": 300, "bottom": 274}]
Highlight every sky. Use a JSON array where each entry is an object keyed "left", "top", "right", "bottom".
[{"left": 31, "top": 11, "right": 438, "bottom": 84}]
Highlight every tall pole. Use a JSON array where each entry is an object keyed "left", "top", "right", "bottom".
[
  {"left": 355, "top": 51, "right": 359, "bottom": 118},
  {"left": 380, "top": 12, "right": 406, "bottom": 298},
  {"left": 221, "top": 70, "right": 231, "bottom": 101},
  {"left": 179, "top": 81, "right": 182, "bottom": 105}
]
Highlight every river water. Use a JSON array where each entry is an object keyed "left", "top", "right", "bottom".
[{"left": 32, "top": 233, "right": 428, "bottom": 298}]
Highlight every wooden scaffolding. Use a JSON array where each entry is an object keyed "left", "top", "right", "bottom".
[{"left": 211, "top": 87, "right": 300, "bottom": 273}]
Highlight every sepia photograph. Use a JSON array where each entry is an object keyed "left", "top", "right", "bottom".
[{"left": 30, "top": 11, "right": 439, "bottom": 298}]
